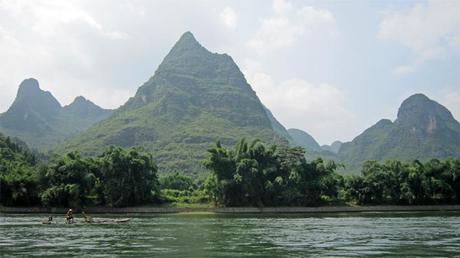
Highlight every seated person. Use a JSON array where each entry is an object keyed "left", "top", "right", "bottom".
[{"left": 65, "top": 208, "right": 74, "bottom": 224}]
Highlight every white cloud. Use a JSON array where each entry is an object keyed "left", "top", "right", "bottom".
[
  {"left": 0, "top": 0, "right": 132, "bottom": 111},
  {"left": 0, "top": 0, "right": 229, "bottom": 111},
  {"left": 1, "top": 1, "right": 127, "bottom": 39},
  {"left": 379, "top": 0, "right": 460, "bottom": 74},
  {"left": 393, "top": 64, "right": 417, "bottom": 76},
  {"left": 247, "top": 0, "right": 335, "bottom": 55},
  {"left": 244, "top": 64, "right": 355, "bottom": 144},
  {"left": 220, "top": 6, "right": 237, "bottom": 29}
]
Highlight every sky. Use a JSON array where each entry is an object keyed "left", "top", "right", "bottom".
[{"left": 0, "top": 0, "right": 459, "bottom": 145}]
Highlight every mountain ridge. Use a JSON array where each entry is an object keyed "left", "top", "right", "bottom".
[
  {"left": 287, "top": 128, "right": 321, "bottom": 152},
  {"left": 0, "top": 79, "right": 112, "bottom": 149},
  {"left": 321, "top": 141, "right": 342, "bottom": 154},
  {"left": 2, "top": 37, "right": 459, "bottom": 176},
  {"left": 338, "top": 93, "right": 460, "bottom": 172}
]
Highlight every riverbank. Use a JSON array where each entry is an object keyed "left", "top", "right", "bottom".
[{"left": 2, "top": 205, "right": 460, "bottom": 214}]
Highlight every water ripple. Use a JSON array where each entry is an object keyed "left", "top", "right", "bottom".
[{"left": 1, "top": 212, "right": 460, "bottom": 257}]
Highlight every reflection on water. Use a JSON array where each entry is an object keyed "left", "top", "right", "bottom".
[{"left": 1, "top": 212, "right": 460, "bottom": 257}]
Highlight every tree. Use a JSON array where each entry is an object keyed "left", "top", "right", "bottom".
[
  {"left": 204, "top": 139, "right": 342, "bottom": 207},
  {"left": 39, "top": 152, "right": 99, "bottom": 207},
  {"left": 98, "top": 146, "right": 160, "bottom": 207}
]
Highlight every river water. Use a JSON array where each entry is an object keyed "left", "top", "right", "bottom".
[{"left": 1, "top": 212, "right": 460, "bottom": 257}]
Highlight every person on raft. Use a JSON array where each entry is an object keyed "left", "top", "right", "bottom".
[
  {"left": 65, "top": 208, "right": 74, "bottom": 224},
  {"left": 42, "top": 216, "right": 53, "bottom": 224},
  {"left": 82, "top": 211, "right": 93, "bottom": 223}
]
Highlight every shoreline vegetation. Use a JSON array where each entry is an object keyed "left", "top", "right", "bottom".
[
  {"left": 1, "top": 135, "right": 460, "bottom": 209},
  {"left": 2, "top": 205, "right": 460, "bottom": 214}
]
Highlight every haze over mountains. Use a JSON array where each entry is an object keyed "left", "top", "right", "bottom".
[
  {"left": 0, "top": 32, "right": 459, "bottom": 173},
  {"left": 321, "top": 141, "right": 342, "bottom": 154},
  {"left": 0, "top": 78, "right": 112, "bottom": 149}
]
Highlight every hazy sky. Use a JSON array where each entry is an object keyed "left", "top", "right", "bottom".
[{"left": 0, "top": 0, "right": 459, "bottom": 145}]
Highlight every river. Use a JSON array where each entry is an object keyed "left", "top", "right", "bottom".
[{"left": 1, "top": 212, "right": 460, "bottom": 257}]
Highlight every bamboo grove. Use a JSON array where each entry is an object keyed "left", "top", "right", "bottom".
[{"left": 1, "top": 133, "right": 460, "bottom": 207}]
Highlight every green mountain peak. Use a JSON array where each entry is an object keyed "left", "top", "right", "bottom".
[
  {"left": 167, "top": 31, "right": 204, "bottom": 55},
  {"left": 0, "top": 78, "right": 61, "bottom": 132},
  {"left": 396, "top": 93, "right": 456, "bottom": 134},
  {"left": 16, "top": 78, "right": 60, "bottom": 107},
  {"left": 63, "top": 32, "right": 281, "bottom": 173},
  {"left": 64, "top": 96, "right": 112, "bottom": 119},
  {"left": 72, "top": 95, "right": 89, "bottom": 103},
  {"left": 17, "top": 78, "right": 41, "bottom": 96}
]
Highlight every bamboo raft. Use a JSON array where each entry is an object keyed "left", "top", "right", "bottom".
[{"left": 42, "top": 218, "right": 131, "bottom": 224}]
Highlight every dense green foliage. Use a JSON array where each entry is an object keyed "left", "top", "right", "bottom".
[
  {"left": 97, "top": 147, "right": 160, "bottom": 207},
  {"left": 2, "top": 134, "right": 460, "bottom": 208},
  {"left": 202, "top": 138, "right": 460, "bottom": 207},
  {"left": 343, "top": 159, "right": 460, "bottom": 205},
  {"left": 204, "top": 139, "right": 342, "bottom": 206},
  {"left": 0, "top": 78, "right": 112, "bottom": 150},
  {"left": 1, "top": 144, "right": 160, "bottom": 208},
  {"left": 0, "top": 134, "right": 39, "bottom": 206},
  {"left": 159, "top": 172, "right": 209, "bottom": 204},
  {"left": 38, "top": 152, "right": 100, "bottom": 207}
]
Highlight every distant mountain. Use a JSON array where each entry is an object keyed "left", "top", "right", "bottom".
[
  {"left": 0, "top": 78, "right": 112, "bottom": 149},
  {"left": 264, "top": 109, "right": 342, "bottom": 159},
  {"left": 0, "top": 79, "right": 61, "bottom": 133},
  {"left": 63, "top": 32, "right": 283, "bottom": 173},
  {"left": 63, "top": 96, "right": 112, "bottom": 128},
  {"left": 264, "top": 107, "right": 294, "bottom": 144},
  {"left": 338, "top": 119, "right": 393, "bottom": 166},
  {"left": 287, "top": 128, "right": 321, "bottom": 152},
  {"left": 321, "top": 141, "right": 342, "bottom": 154},
  {"left": 339, "top": 94, "right": 460, "bottom": 172}
]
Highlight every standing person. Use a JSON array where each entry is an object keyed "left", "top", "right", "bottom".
[{"left": 65, "top": 208, "right": 74, "bottom": 224}]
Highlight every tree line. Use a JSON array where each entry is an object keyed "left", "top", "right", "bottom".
[
  {"left": 344, "top": 159, "right": 460, "bottom": 205},
  {"left": 0, "top": 134, "right": 160, "bottom": 207},
  {"left": 204, "top": 139, "right": 341, "bottom": 206},
  {"left": 1, "top": 133, "right": 460, "bottom": 207},
  {"left": 203, "top": 139, "right": 460, "bottom": 206}
]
